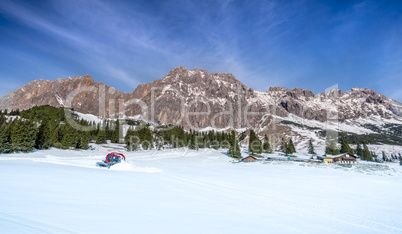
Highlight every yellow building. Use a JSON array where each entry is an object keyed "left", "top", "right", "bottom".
[{"left": 323, "top": 157, "right": 334, "bottom": 164}]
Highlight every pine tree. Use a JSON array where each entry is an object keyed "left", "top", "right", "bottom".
[
  {"left": 125, "top": 128, "right": 139, "bottom": 151},
  {"left": 11, "top": 119, "right": 38, "bottom": 152},
  {"left": 399, "top": 153, "right": 402, "bottom": 165},
  {"left": 0, "top": 114, "right": 6, "bottom": 126},
  {"left": 325, "top": 140, "right": 339, "bottom": 155},
  {"left": 262, "top": 135, "right": 271, "bottom": 153},
  {"left": 204, "top": 134, "right": 210, "bottom": 148},
  {"left": 140, "top": 125, "right": 153, "bottom": 150},
  {"left": 189, "top": 131, "right": 197, "bottom": 150},
  {"left": 280, "top": 138, "right": 287, "bottom": 153},
  {"left": 228, "top": 131, "right": 235, "bottom": 156},
  {"left": 248, "top": 129, "right": 261, "bottom": 154},
  {"left": 308, "top": 139, "right": 315, "bottom": 154},
  {"left": 382, "top": 151, "right": 388, "bottom": 162},
  {"left": 355, "top": 143, "right": 363, "bottom": 157},
  {"left": 234, "top": 138, "right": 241, "bottom": 158},
  {"left": 10, "top": 119, "right": 21, "bottom": 151},
  {"left": 35, "top": 119, "right": 57, "bottom": 149},
  {"left": 288, "top": 139, "right": 296, "bottom": 153},
  {"left": 211, "top": 134, "right": 220, "bottom": 150},
  {"left": 105, "top": 120, "right": 111, "bottom": 140},
  {"left": 49, "top": 123, "right": 60, "bottom": 146},
  {"left": 78, "top": 131, "right": 89, "bottom": 149},
  {"left": 111, "top": 120, "right": 120, "bottom": 143},
  {"left": 60, "top": 124, "right": 79, "bottom": 149},
  {"left": 227, "top": 130, "right": 241, "bottom": 158},
  {"left": 0, "top": 123, "right": 12, "bottom": 153},
  {"left": 96, "top": 130, "right": 107, "bottom": 144},
  {"left": 362, "top": 142, "right": 373, "bottom": 161},
  {"left": 340, "top": 139, "right": 352, "bottom": 154}
]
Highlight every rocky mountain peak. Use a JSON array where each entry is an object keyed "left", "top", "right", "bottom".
[
  {"left": 286, "top": 88, "right": 316, "bottom": 100},
  {"left": 160, "top": 66, "right": 248, "bottom": 92},
  {"left": 0, "top": 67, "right": 401, "bottom": 130},
  {"left": 164, "top": 66, "right": 188, "bottom": 79},
  {"left": 269, "top": 87, "right": 288, "bottom": 92}
]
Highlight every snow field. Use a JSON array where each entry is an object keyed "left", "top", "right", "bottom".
[{"left": 1, "top": 144, "right": 402, "bottom": 233}]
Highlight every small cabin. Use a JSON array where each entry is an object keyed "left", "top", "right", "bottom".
[
  {"left": 333, "top": 153, "right": 358, "bottom": 163},
  {"left": 241, "top": 155, "right": 258, "bottom": 162},
  {"left": 321, "top": 153, "right": 358, "bottom": 164}
]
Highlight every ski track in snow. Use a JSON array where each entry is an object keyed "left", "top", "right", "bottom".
[
  {"left": 0, "top": 211, "right": 78, "bottom": 233},
  {"left": 159, "top": 170, "right": 402, "bottom": 233}
]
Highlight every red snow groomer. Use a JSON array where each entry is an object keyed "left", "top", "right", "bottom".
[{"left": 96, "top": 152, "right": 126, "bottom": 169}]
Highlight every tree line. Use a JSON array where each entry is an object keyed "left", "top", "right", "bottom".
[
  {"left": 0, "top": 106, "right": 123, "bottom": 153},
  {"left": 1, "top": 106, "right": 400, "bottom": 163},
  {"left": 125, "top": 125, "right": 245, "bottom": 158},
  {"left": 125, "top": 124, "right": 241, "bottom": 152}
]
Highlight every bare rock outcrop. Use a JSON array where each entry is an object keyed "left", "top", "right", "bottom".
[{"left": 0, "top": 67, "right": 399, "bottom": 129}]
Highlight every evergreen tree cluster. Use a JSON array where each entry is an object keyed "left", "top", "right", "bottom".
[
  {"left": 247, "top": 131, "right": 272, "bottom": 155},
  {"left": 125, "top": 125, "right": 233, "bottom": 151},
  {"left": 324, "top": 138, "right": 374, "bottom": 161},
  {"left": 0, "top": 106, "right": 125, "bottom": 153},
  {"left": 280, "top": 138, "right": 296, "bottom": 155},
  {"left": 355, "top": 142, "right": 373, "bottom": 161},
  {"left": 340, "top": 139, "right": 352, "bottom": 154},
  {"left": 0, "top": 106, "right": 243, "bottom": 153},
  {"left": 125, "top": 124, "right": 154, "bottom": 151},
  {"left": 95, "top": 120, "right": 121, "bottom": 144}
]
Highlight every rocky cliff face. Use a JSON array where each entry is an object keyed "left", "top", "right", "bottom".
[
  {"left": 0, "top": 67, "right": 401, "bottom": 129},
  {"left": 0, "top": 75, "right": 127, "bottom": 118}
]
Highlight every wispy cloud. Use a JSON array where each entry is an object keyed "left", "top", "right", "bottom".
[
  {"left": 0, "top": 0, "right": 103, "bottom": 52},
  {"left": 1, "top": 0, "right": 401, "bottom": 102},
  {"left": 0, "top": 0, "right": 160, "bottom": 88},
  {"left": 0, "top": 0, "right": 282, "bottom": 90}
]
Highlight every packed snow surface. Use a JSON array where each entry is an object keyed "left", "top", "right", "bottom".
[{"left": 1, "top": 144, "right": 402, "bottom": 233}]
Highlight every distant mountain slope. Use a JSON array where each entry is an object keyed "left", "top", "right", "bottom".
[{"left": 1, "top": 67, "right": 402, "bottom": 132}]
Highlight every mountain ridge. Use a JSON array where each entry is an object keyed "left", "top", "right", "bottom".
[{"left": 1, "top": 67, "right": 401, "bottom": 130}]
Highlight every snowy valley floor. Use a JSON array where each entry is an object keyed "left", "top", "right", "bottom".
[{"left": 1, "top": 145, "right": 402, "bottom": 233}]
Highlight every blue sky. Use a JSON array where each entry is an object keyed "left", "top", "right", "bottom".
[{"left": 0, "top": 0, "right": 401, "bottom": 101}]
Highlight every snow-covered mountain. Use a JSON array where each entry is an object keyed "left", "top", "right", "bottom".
[{"left": 1, "top": 66, "right": 402, "bottom": 148}]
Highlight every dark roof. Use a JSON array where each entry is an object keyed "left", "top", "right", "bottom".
[
  {"left": 334, "top": 153, "right": 357, "bottom": 159},
  {"left": 243, "top": 155, "right": 257, "bottom": 159}
]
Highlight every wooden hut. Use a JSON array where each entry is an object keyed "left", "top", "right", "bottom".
[
  {"left": 241, "top": 155, "right": 258, "bottom": 162},
  {"left": 321, "top": 153, "right": 358, "bottom": 164},
  {"left": 333, "top": 153, "right": 358, "bottom": 163}
]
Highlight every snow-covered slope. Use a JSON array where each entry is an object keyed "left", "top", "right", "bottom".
[
  {"left": 253, "top": 110, "right": 402, "bottom": 153},
  {"left": 1, "top": 145, "right": 402, "bottom": 233}
]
